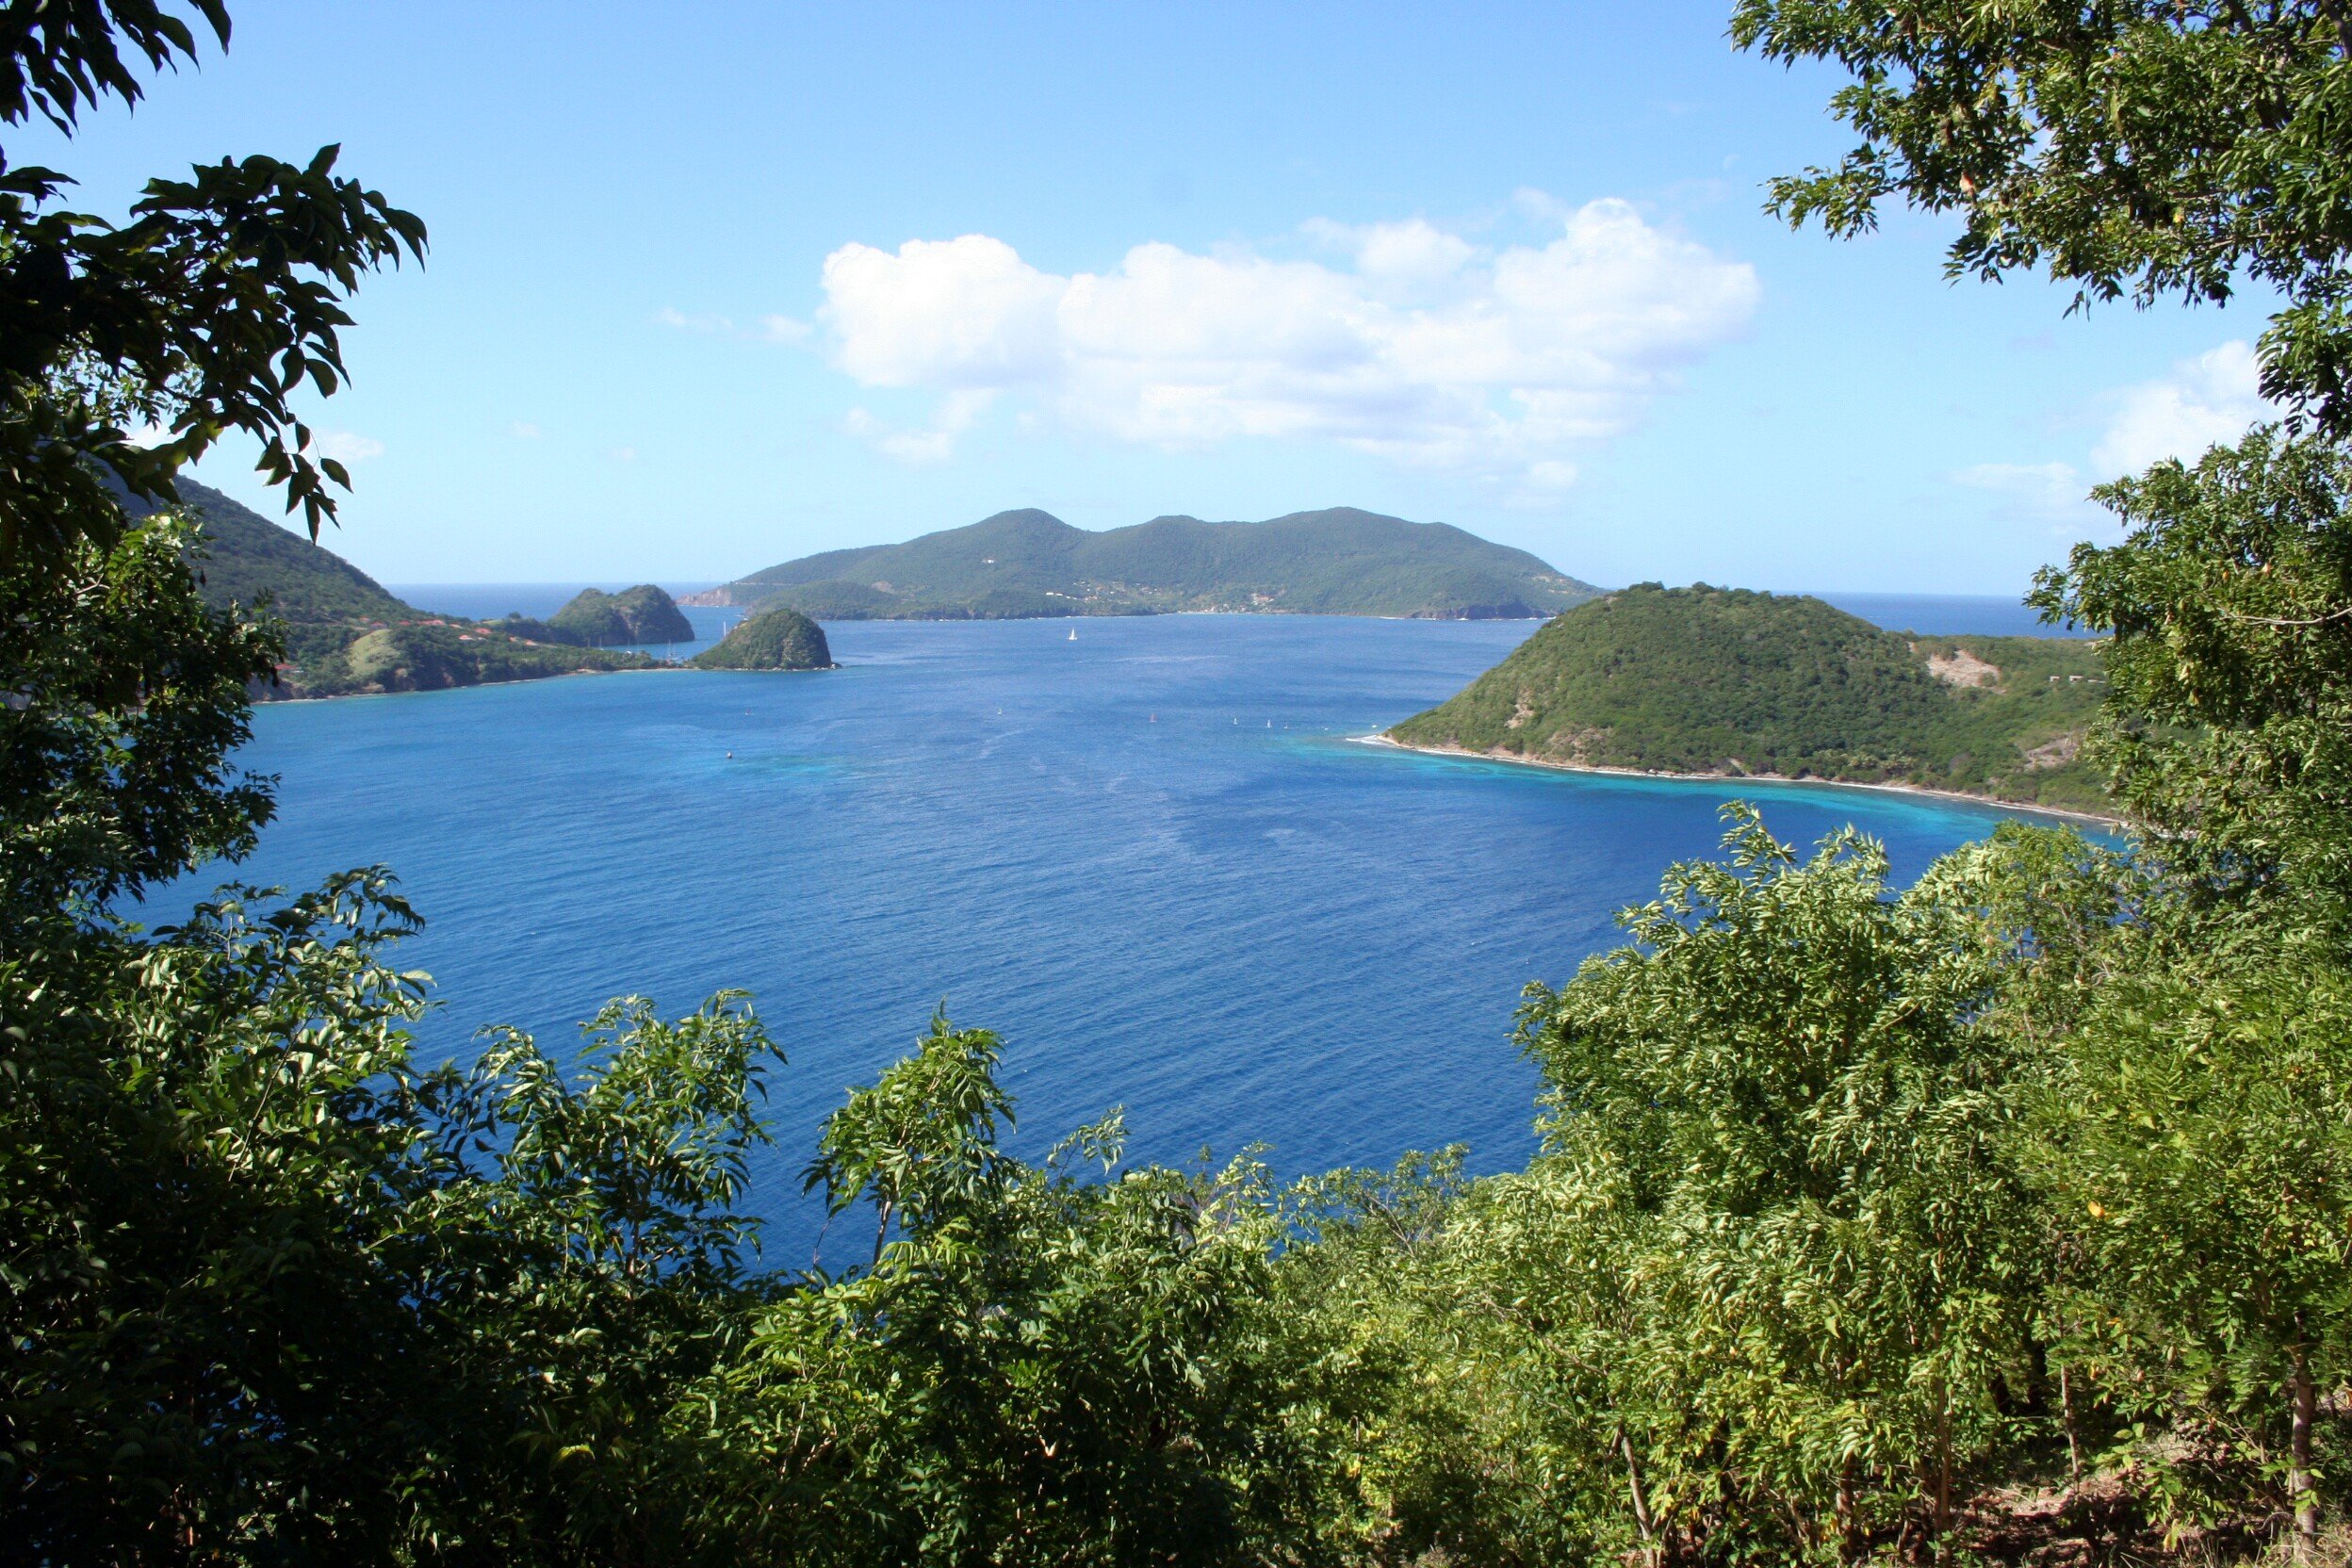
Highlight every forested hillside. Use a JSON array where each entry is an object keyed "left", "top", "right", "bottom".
[
  {"left": 124, "top": 478, "right": 656, "bottom": 694},
  {"left": 120, "top": 475, "right": 413, "bottom": 665},
  {"left": 697, "top": 506, "right": 1598, "bottom": 620},
  {"left": 1392, "top": 583, "right": 2107, "bottom": 809}
]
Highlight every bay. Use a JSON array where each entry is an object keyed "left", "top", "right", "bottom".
[{"left": 183, "top": 613, "right": 2087, "bottom": 1263}]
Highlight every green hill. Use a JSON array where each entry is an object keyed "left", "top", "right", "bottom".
[
  {"left": 120, "top": 477, "right": 654, "bottom": 695},
  {"left": 1388, "top": 584, "right": 2111, "bottom": 811},
  {"left": 694, "top": 507, "right": 1598, "bottom": 621},
  {"left": 117, "top": 474, "right": 414, "bottom": 667},
  {"left": 689, "top": 605, "right": 834, "bottom": 671},
  {"left": 544, "top": 584, "right": 694, "bottom": 646}
]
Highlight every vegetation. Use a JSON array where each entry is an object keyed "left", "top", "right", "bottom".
[
  {"left": 702, "top": 506, "right": 1598, "bottom": 621},
  {"left": 0, "top": 0, "right": 423, "bottom": 582},
  {"left": 544, "top": 583, "right": 694, "bottom": 647},
  {"left": 688, "top": 604, "right": 833, "bottom": 671},
  {"left": 117, "top": 474, "right": 409, "bottom": 665},
  {"left": 14, "top": 5, "right": 2352, "bottom": 1567},
  {"left": 296, "top": 622, "right": 654, "bottom": 696},
  {"left": 1390, "top": 584, "right": 2109, "bottom": 810},
  {"left": 117, "top": 473, "right": 660, "bottom": 693}
]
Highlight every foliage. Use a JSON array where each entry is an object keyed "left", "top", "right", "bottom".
[
  {"left": 722, "top": 506, "right": 1597, "bottom": 621},
  {"left": 0, "top": 509, "right": 277, "bottom": 915},
  {"left": 1392, "top": 582, "right": 2108, "bottom": 808},
  {"left": 2034, "top": 427, "right": 2352, "bottom": 935},
  {"left": 1730, "top": 0, "right": 2352, "bottom": 433},
  {"left": 0, "top": 2, "right": 425, "bottom": 578},
  {"left": 675, "top": 1015, "right": 1377, "bottom": 1567},
  {"left": 2036, "top": 947, "right": 2352, "bottom": 1540},
  {"left": 689, "top": 602, "right": 832, "bottom": 671},
  {"left": 1512, "top": 810, "right": 2051, "bottom": 1558},
  {"left": 1, "top": 865, "right": 796, "bottom": 1562}
]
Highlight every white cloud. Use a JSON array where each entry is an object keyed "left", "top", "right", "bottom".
[
  {"left": 660, "top": 306, "right": 811, "bottom": 346},
  {"left": 2091, "top": 339, "right": 2274, "bottom": 475},
  {"left": 312, "top": 431, "right": 384, "bottom": 464},
  {"left": 816, "top": 199, "right": 1759, "bottom": 477},
  {"left": 842, "top": 389, "right": 996, "bottom": 465}
]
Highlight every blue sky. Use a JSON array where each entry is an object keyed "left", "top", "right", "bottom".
[{"left": 24, "top": 2, "right": 2280, "bottom": 594}]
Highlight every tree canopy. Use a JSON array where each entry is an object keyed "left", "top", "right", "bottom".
[{"left": 0, "top": 0, "right": 423, "bottom": 580}]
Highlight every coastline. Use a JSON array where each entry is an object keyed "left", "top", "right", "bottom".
[
  {"left": 1355, "top": 734, "right": 2127, "bottom": 830},
  {"left": 260, "top": 662, "right": 842, "bottom": 705},
  {"left": 260, "top": 663, "right": 687, "bottom": 706}
]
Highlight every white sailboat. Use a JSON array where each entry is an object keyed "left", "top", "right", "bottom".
[{"left": 1067, "top": 627, "right": 1077, "bottom": 641}]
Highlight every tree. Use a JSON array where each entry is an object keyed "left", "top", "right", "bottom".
[
  {"left": 1738, "top": 7, "right": 2352, "bottom": 1558},
  {"left": 1502, "top": 809, "right": 2054, "bottom": 1563},
  {"left": 1, "top": 2, "right": 424, "bottom": 580},
  {"left": 2036, "top": 955, "right": 2352, "bottom": 1547},
  {"left": 1731, "top": 1, "right": 2352, "bottom": 433},
  {"left": 2032, "top": 430, "right": 2352, "bottom": 936},
  {"left": 0, "top": 511, "right": 277, "bottom": 922},
  {"left": 694, "top": 1015, "right": 1372, "bottom": 1568}
]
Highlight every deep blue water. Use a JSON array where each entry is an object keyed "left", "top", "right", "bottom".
[
  {"left": 1814, "top": 592, "right": 2090, "bottom": 639},
  {"left": 181, "top": 614, "right": 2087, "bottom": 1262}
]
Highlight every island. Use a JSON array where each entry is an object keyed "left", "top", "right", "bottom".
[
  {"left": 688, "top": 605, "right": 835, "bottom": 671},
  {"left": 1387, "top": 583, "right": 2108, "bottom": 812},
  {"left": 684, "top": 506, "right": 1598, "bottom": 622},
  {"left": 535, "top": 584, "right": 695, "bottom": 646}
]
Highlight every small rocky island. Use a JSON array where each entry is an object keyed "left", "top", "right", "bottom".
[
  {"left": 689, "top": 605, "right": 834, "bottom": 671},
  {"left": 541, "top": 584, "right": 694, "bottom": 646}
]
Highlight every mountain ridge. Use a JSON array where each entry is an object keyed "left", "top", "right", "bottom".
[{"left": 690, "top": 506, "right": 1600, "bottom": 621}]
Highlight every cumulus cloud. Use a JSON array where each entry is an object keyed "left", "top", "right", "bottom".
[
  {"left": 816, "top": 200, "right": 1759, "bottom": 479},
  {"left": 2091, "top": 340, "right": 2274, "bottom": 475}
]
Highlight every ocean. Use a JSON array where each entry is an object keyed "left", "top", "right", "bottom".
[{"left": 176, "top": 609, "right": 2095, "bottom": 1264}]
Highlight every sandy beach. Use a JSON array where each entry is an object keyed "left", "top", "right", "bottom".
[{"left": 1355, "top": 733, "right": 2127, "bottom": 830}]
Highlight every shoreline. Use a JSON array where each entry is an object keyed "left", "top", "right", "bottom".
[
  {"left": 260, "top": 662, "right": 844, "bottom": 705},
  {"left": 259, "top": 663, "right": 687, "bottom": 706},
  {"left": 1354, "top": 734, "right": 2126, "bottom": 830}
]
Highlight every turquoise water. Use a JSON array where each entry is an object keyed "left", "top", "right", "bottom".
[{"left": 187, "top": 614, "right": 2082, "bottom": 1260}]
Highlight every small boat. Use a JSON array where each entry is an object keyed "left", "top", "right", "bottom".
[{"left": 1068, "top": 628, "right": 1077, "bottom": 641}]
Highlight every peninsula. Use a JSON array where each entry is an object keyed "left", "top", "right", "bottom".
[
  {"left": 1389, "top": 583, "right": 2108, "bottom": 812},
  {"left": 685, "top": 507, "right": 1597, "bottom": 622},
  {"left": 128, "top": 479, "right": 658, "bottom": 696}
]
